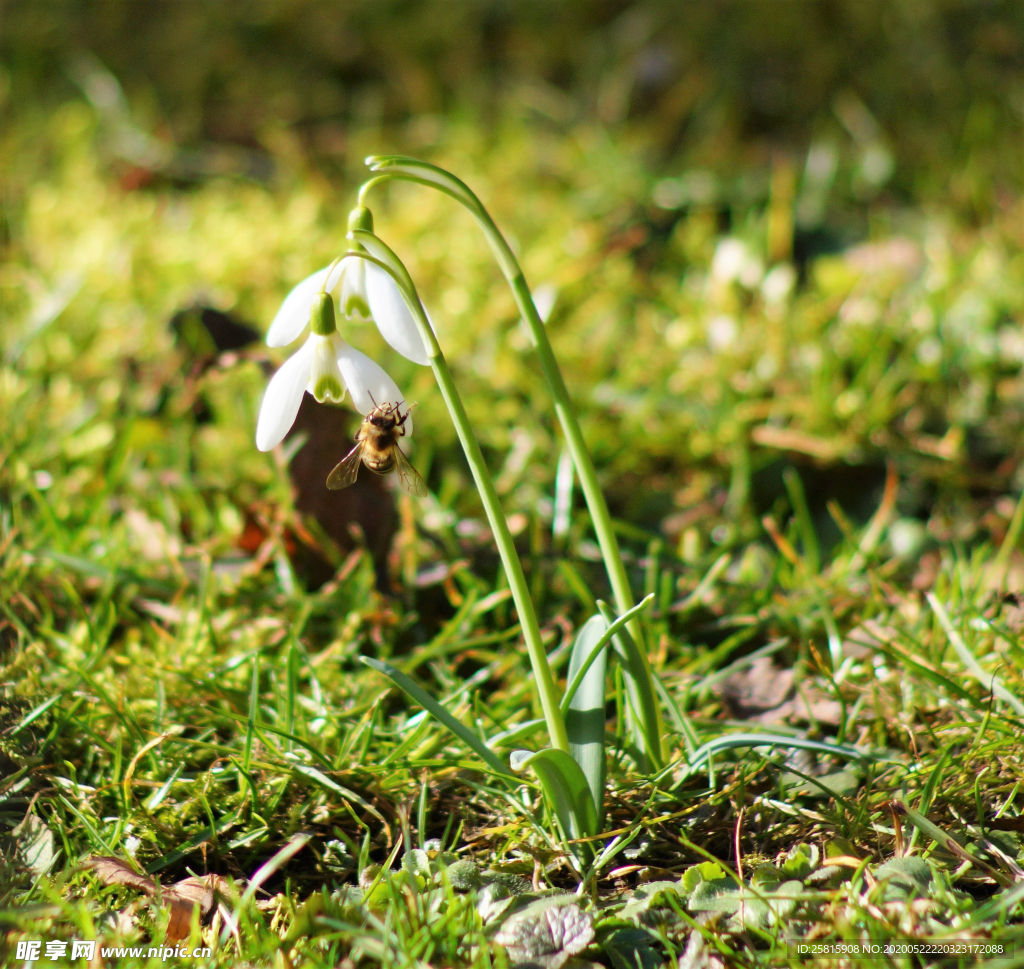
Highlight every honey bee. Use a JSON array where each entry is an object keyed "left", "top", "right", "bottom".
[{"left": 326, "top": 400, "right": 427, "bottom": 496}]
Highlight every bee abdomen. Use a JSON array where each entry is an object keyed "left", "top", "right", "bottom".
[{"left": 363, "top": 453, "right": 396, "bottom": 474}]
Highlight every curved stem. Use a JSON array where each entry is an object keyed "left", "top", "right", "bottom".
[
  {"left": 360, "top": 159, "right": 665, "bottom": 766},
  {"left": 357, "top": 176, "right": 390, "bottom": 207},
  {"left": 343, "top": 242, "right": 569, "bottom": 754}
]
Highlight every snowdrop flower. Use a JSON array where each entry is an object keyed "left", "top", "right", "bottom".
[
  {"left": 264, "top": 207, "right": 431, "bottom": 366},
  {"left": 255, "top": 291, "right": 410, "bottom": 452},
  {"left": 711, "top": 238, "right": 763, "bottom": 289}
]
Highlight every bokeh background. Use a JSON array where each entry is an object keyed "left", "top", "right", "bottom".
[{"left": 4, "top": 0, "right": 1024, "bottom": 593}]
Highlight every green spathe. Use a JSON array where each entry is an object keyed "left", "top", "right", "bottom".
[{"left": 309, "top": 292, "right": 337, "bottom": 336}]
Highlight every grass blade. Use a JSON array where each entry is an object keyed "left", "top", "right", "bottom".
[
  {"left": 486, "top": 718, "right": 545, "bottom": 749},
  {"left": 243, "top": 652, "right": 259, "bottom": 774},
  {"left": 783, "top": 466, "right": 819, "bottom": 573},
  {"left": 927, "top": 593, "right": 1024, "bottom": 716},
  {"left": 360, "top": 656, "right": 515, "bottom": 778},
  {"left": 680, "top": 732, "right": 875, "bottom": 782},
  {"left": 239, "top": 832, "right": 311, "bottom": 910},
  {"left": 893, "top": 801, "right": 1013, "bottom": 887}
]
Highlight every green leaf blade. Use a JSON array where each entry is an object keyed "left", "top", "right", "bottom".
[
  {"left": 360, "top": 656, "right": 515, "bottom": 779},
  {"left": 597, "top": 600, "right": 663, "bottom": 772},
  {"left": 511, "top": 747, "right": 600, "bottom": 842},
  {"left": 565, "top": 614, "right": 608, "bottom": 828}
]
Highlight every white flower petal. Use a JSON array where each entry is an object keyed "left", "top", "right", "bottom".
[
  {"left": 324, "top": 259, "right": 346, "bottom": 293},
  {"left": 365, "top": 262, "right": 431, "bottom": 365},
  {"left": 266, "top": 268, "right": 330, "bottom": 347},
  {"left": 339, "top": 256, "right": 372, "bottom": 322},
  {"left": 335, "top": 337, "right": 412, "bottom": 434},
  {"left": 307, "top": 334, "right": 345, "bottom": 403},
  {"left": 255, "top": 337, "right": 315, "bottom": 451}
]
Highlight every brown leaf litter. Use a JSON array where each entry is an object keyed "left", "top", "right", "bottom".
[{"left": 83, "top": 856, "right": 234, "bottom": 943}]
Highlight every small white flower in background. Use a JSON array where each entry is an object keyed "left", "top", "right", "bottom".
[
  {"left": 256, "top": 290, "right": 411, "bottom": 452},
  {"left": 706, "top": 314, "right": 738, "bottom": 353},
  {"left": 711, "top": 237, "right": 763, "bottom": 289},
  {"left": 761, "top": 264, "right": 796, "bottom": 306}
]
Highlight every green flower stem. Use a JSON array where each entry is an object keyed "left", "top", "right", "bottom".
[
  {"left": 345, "top": 238, "right": 569, "bottom": 754},
  {"left": 360, "top": 157, "right": 665, "bottom": 767}
]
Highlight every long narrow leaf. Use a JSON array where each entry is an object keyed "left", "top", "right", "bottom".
[
  {"left": 360, "top": 657, "right": 515, "bottom": 778},
  {"left": 893, "top": 802, "right": 1013, "bottom": 887},
  {"left": 652, "top": 675, "right": 699, "bottom": 757},
  {"left": 560, "top": 594, "right": 655, "bottom": 715},
  {"left": 680, "top": 732, "right": 876, "bottom": 782},
  {"left": 291, "top": 763, "right": 388, "bottom": 827},
  {"left": 510, "top": 748, "right": 599, "bottom": 841},
  {"left": 486, "top": 718, "right": 545, "bottom": 749},
  {"left": 565, "top": 615, "right": 608, "bottom": 827},
  {"left": 597, "top": 601, "right": 662, "bottom": 771}
]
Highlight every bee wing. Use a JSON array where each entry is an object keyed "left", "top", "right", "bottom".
[
  {"left": 393, "top": 444, "right": 428, "bottom": 497},
  {"left": 326, "top": 443, "right": 364, "bottom": 490}
]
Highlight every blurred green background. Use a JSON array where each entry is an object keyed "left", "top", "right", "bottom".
[
  {"left": 3, "top": 0, "right": 1024, "bottom": 585},
  {"left": 5, "top": 0, "right": 1024, "bottom": 205}
]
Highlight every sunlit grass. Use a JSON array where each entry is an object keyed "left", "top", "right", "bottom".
[{"left": 2, "top": 106, "right": 1024, "bottom": 966}]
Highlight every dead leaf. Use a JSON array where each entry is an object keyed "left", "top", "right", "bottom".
[
  {"left": 163, "top": 874, "right": 232, "bottom": 916},
  {"left": 164, "top": 898, "right": 194, "bottom": 943},
  {"left": 717, "top": 658, "right": 843, "bottom": 726},
  {"left": 163, "top": 874, "right": 233, "bottom": 941},
  {"left": 842, "top": 621, "right": 899, "bottom": 656},
  {"left": 124, "top": 508, "right": 182, "bottom": 562},
  {"left": 912, "top": 550, "right": 941, "bottom": 591},
  {"left": 750, "top": 425, "right": 848, "bottom": 461},
  {"left": 85, "top": 858, "right": 233, "bottom": 943},
  {"left": 84, "top": 856, "right": 157, "bottom": 894},
  {"left": 790, "top": 689, "right": 844, "bottom": 727},
  {"left": 133, "top": 599, "right": 184, "bottom": 625},
  {"left": 843, "top": 238, "right": 923, "bottom": 276},
  {"left": 719, "top": 657, "right": 793, "bottom": 715}
]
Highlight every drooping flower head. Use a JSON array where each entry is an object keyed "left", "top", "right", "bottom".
[
  {"left": 256, "top": 206, "right": 435, "bottom": 453},
  {"left": 256, "top": 271, "right": 412, "bottom": 452},
  {"left": 264, "top": 207, "right": 431, "bottom": 365}
]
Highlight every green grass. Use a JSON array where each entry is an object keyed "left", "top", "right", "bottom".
[{"left": 2, "top": 104, "right": 1024, "bottom": 967}]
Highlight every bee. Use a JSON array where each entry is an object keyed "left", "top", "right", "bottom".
[{"left": 326, "top": 399, "right": 427, "bottom": 496}]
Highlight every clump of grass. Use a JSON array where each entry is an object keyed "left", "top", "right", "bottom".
[{"left": 2, "top": 107, "right": 1024, "bottom": 966}]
